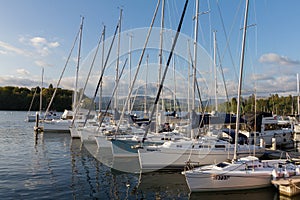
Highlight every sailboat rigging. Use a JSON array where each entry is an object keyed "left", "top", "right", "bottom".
[
  {"left": 82, "top": 20, "right": 120, "bottom": 127},
  {"left": 183, "top": 0, "right": 289, "bottom": 192},
  {"left": 233, "top": 0, "right": 249, "bottom": 161},
  {"left": 43, "top": 17, "right": 84, "bottom": 120},
  {"left": 142, "top": 0, "right": 189, "bottom": 142},
  {"left": 34, "top": 17, "right": 84, "bottom": 132},
  {"left": 115, "top": 0, "right": 161, "bottom": 133}
]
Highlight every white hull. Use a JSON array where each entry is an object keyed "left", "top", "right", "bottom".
[
  {"left": 185, "top": 171, "right": 272, "bottom": 192},
  {"left": 26, "top": 114, "right": 36, "bottom": 122},
  {"left": 184, "top": 156, "right": 286, "bottom": 192},
  {"left": 79, "top": 126, "right": 100, "bottom": 143},
  {"left": 111, "top": 132, "right": 187, "bottom": 158},
  {"left": 138, "top": 140, "right": 265, "bottom": 171},
  {"left": 42, "top": 119, "right": 72, "bottom": 133},
  {"left": 70, "top": 126, "right": 80, "bottom": 138},
  {"left": 95, "top": 135, "right": 112, "bottom": 148}
]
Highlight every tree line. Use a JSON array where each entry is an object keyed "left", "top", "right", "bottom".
[
  {"left": 215, "top": 94, "right": 299, "bottom": 116},
  {"left": 0, "top": 85, "right": 73, "bottom": 111},
  {"left": 0, "top": 85, "right": 299, "bottom": 116}
]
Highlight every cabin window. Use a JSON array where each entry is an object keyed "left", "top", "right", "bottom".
[
  {"left": 216, "top": 162, "right": 228, "bottom": 168},
  {"left": 264, "top": 124, "right": 280, "bottom": 131},
  {"left": 199, "top": 145, "right": 210, "bottom": 148}
]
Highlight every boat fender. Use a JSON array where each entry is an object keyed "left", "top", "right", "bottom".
[
  {"left": 272, "top": 169, "right": 279, "bottom": 179},
  {"left": 284, "top": 169, "right": 290, "bottom": 178},
  {"left": 296, "top": 167, "right": 300, "bottom": 175}
]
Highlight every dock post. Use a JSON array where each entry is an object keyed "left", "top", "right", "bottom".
[
  {"left": 35, "top": 112, "right": 39, "bottom": 129},
  {"left": 34, "top": 112, "right": 43, "bottom": 132}
]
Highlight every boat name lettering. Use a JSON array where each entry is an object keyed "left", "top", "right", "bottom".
[{"left": 213, "top": 175, "right": 230, "bottom": 180}]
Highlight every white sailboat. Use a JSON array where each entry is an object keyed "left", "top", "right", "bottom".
[
  {"left": 183, "top": 0, "right": 286, "bottom": 192},
  {"left": 137, "top": 0, "right": 262, "bottom": 172},
  {"left": 183, "top": 156, "right": 286, "bottom": 192},
  {"left": 39, "top": 17, "right": 84, "bottom": 133},
  {"left": 138, "top": 135, "right": 265, "bottom": 171},
  {"left": 112, "top": 0, "right": 192, "bottom": 159},
  {"left": 26, "top": 68, "right": 61, "bottom": 122}
]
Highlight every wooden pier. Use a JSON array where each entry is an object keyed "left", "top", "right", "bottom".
[{"left": 272, "top": 176, "right": 300, "bottom": 197}]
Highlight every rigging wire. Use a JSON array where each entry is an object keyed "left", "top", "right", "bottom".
[
  {"left": 216, "top": 0, "right": 243, "bottom": 85},
  {"left": 116, "top": 0, "right": 161, "bottom": 133},
  {"left": 83, "top": 21, "right": 120, "bottom": 127},
  {"left": 143, "top": 0, "right": 189, "bottom": 142},
  {"left": 71, "top": 25, "right": 105, "bottom": 127},
  {"left": 43, "top": 17, "right": 83, "bottom": 120}
]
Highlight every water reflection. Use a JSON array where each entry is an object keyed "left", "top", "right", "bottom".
[
  {"left": 81, "top": 139, "right": 283, "bottom": 199},
  {"left": 31, "top": 130, "right": 284, "bottom": 200},
  {"left": 137, "top": 171, "right": 190, "bottom": 199},
  {"left": 189, "top": 187, "right": 278, "bottom": 200}
]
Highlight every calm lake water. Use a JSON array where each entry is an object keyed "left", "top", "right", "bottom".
[{"left": 0, "top": 111, "right": 292, "bottom": 199}]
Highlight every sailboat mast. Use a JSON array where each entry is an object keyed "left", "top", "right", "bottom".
[
  {"left": 115, "top": 0, "right": 161, "bottom": 133},
  {"left": 233, "top": 0, "right": 249, "bottom": 161},
  {"left": 99, "top": 25, "right": 105, "bottom": 113},
  {"left": 73, "top": 16, "right": 84, "bottom": 111},
  {"left": 156, "top": 0, "right": 165, "bottom": 133},
  {"left": 115, "top": 9, "right": 122, "bottom": 111},
  {"left": 143, "top": 0, "right": 189, "bottom": 141},
  {"left": 145, "top": 54, "right": 149, "bottom": 115},
  {"left": 44, "top": 18, "right": 82, "bottom": 119},
  {"left": 173, "top": 47, "right": 176, "bottom": 111},
  {"left": 128, "top": 33, "right": 133, "bottom": 114},
  {"left": 187, "top": 41, "right": 191, "bottom": 114},
  {"left": 191, "top": 0, "right": 199, "bottom": 139},
  {"left": 297, "top": 73, "right": 299, "bottom": 115},
  {"left": 39, "top": 67, "right": 44, "bottom": 114},
  {"left": 213, "top": 30, "right": 218, "bottom": 112}
]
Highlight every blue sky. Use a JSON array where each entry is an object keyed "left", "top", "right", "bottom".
[{"left": 0, "top": 0, "right": 300, "bottom": 99}]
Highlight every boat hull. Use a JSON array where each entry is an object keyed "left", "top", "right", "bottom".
[
  {"left": 185, "top": 171, "right": 272, "bottom": 192},
  {"left": 111, "top": 139, "right": 164, "bottom": 158},
  {"left": 138, "top": 144, "right": 265, "bottom": 171}
]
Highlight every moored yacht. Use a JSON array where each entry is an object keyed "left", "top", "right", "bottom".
[
  {"left": 242, "top": 113, "right": 294, "bottom": 149},
  {"left": 183, "top": 156, "right": 286, "bottom": 192},
  {"left": 138, "top": 135, "right": 265, "bottom": 172}
]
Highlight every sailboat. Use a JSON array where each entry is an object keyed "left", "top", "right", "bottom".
[
  {"left": 137, "top": 0, "right": 265, "bottom": 172},
  {"left": 39, "top": 17, "right": 84, "bottom": 133},
  {"left": 183, "top": 0, "right": 289, "bottom": 192},
  {"left": 26, "top": 68, "right": 60, "bottom": 122},
  {"left": 110, "top": 0, "right": 192, "bottom": 158}
]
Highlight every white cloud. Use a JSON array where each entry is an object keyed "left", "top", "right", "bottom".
[
  {"left": 0, "top": 50, "right": 7, "bottom": 55},
  {"left": 16, "top": 69, "right": 30, "bottom": 76},
  {"left": 259, "top": 53, "right": 300, "bottom": 66},
  {"left": 0, "top": 40, "right": 31, "bottom": 56},
  {"left": 251, "top": 73, "right": 275, "bottom": 81},
  {"left": 48, "top": 41, "right": 60, "bottom": 48},
  {"left": 34, "top": 60, "right": 52, "bottom": 67},
  {"left": 30, "top": 37, "right": 47, "bottom": 47},
  {"left": 19, "top": 36, "right": 60, "bottom": 57},
  {"left": 29, "top": 36, "right": 60, "bottom": 49},
  {"left": 0, "top": 75, "right": 39, "bottom": 87}
]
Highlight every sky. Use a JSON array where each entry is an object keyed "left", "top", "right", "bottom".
[{"left": 0, "top": 0, "right": 300, "bottom": 99}]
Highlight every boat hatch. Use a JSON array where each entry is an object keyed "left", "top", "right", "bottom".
[{"left": 216, "top": 162, "right": 229, "bottom": 168}]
